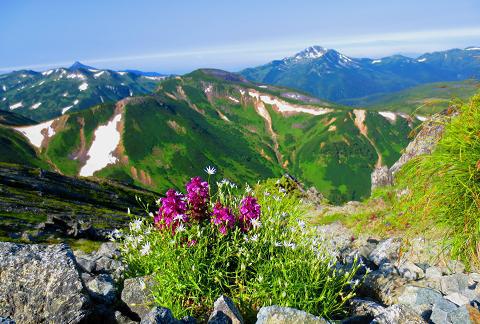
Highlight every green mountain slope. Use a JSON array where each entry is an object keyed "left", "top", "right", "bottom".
[
  {"left": 0, "top": 64, "right": 164, "bottom": 122},
  {"left": 3, "top": 69, "right": 419, "bottom": 203},
  {"left": 340, "top": 79, "right": 480, "bottom": 115}
]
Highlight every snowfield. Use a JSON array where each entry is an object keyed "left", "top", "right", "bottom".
[
  {"left": 248, "top": 90, "right": 331, "bottom": 115},
  {"left": 79, "top": 114, "right": 123, "bottom": 177},
  {"left": 9, "top": 102, "right": 23, "bottom": 110},
  {"left": 79, "top": 82, "right": 89, "bottom": 91},
  {"left": 15, "top": 120, "right": 56, "bottom": 148},
  {"left": 379, "top": 111, "right": 397, "bottom": 122},
  {"left": 31, "top": 102, "right": 42, "bottom": 110},
  {"left": 62, "top": 106, "right": 73, "bottom": 114}
]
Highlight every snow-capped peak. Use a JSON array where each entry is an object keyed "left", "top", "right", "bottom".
[
  {"left": 465, "top": 46, "right": 480, "bottom": 51},
  {"left": 292, "top": 46, "right": 328, "bottom": 60}
]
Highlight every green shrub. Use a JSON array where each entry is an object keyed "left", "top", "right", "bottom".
[
  {"left": 394, "top": 94, "right": 480, "bottom": 267},
  {"left": 118, "top": 172, "right": 360, "bottom": 321}
]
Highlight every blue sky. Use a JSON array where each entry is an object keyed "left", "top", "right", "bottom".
[{"left": 1, "top": 0, "right": 479, "bottom": 74}]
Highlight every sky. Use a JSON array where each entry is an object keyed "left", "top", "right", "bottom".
[{"left": 1, "top": 0, "right": 480, "bottom": 74}]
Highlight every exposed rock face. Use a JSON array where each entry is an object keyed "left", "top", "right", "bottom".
[
  {"left": 371, "top": 110, "right": 451, "bottom": 190},
  {"left": 208, "top": 295, "right": 244, "bottom": 324},
  {"left": 255, "top": 306, "right": 327, "bottom": 324},
  {"left": 0, "top": 242, "right": 91, "bottom": 323}
]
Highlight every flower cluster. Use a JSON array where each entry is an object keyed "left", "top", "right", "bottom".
[
  {"left": 155, "top": 174, "right": 261, "bottom": 236},
  {"left": 154, "top": 189, "right": 188, "bottom": 232},
  {"left": 186, "top": 176, "right": 210, "bottom": 221},
  {"left": 238, "top": 196, "right": 261, "bottom": 231},
  {"left": 211, "top": 202, "right": 235, "bottom": 235}
]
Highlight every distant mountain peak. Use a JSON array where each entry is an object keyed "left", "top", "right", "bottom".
[
  {"left": 291, "top": 46, "right": 329, "bottom": 61},
  {"left": 69, "top": 61, "right": 97, "bottom": 71}
]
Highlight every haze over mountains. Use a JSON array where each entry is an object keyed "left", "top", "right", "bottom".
[{"left": 241, "top": 45, "right": 480, "bottom": 102}]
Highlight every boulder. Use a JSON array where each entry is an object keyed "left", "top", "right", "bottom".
[
  {"left": 444, "top": 292, "right": 470, "bottom": 306},
  {"left": 447, "top": 305, "right": 480, "bottom": 324},
  {"left": 469, "top": 273, "right": 480, "bottom": 283},
  {"left": 425, "top": 266, "right": 443, "bottom": 280},
  {"left": 397, "top": 285, "right": 443, "bottom": 306},
  {"left": 371, "top": 304, "right": 426, "bottom": 323},
  {"left": 349, "top": 298, "right": 385, "bottom": 318},
  {"left": 359, "top": 270, "right": 406, "bottom": 305},
  {"left": 140, "top": 307, "right": 177, "bottom": 324},
  {"left": 440, "top": 274, "right": 469, "bottom": 295},
  {"left": 208, "top": 295, "right": 244, "bottom": 324},
  {"left": 430, "top": 298, "right": 458, "bottom": 323},
  {"left": 82, "top": 273, "right": 117, "bottom": 304},
  {"left": 0, "top": 242, "right": 91, "bottom": 323},
  {"left": 255, "top": 306, "right": 327, "bottom": 324},
  {"left": 121, "top": 276, "right": 156, "bottom": 319},
  {"left": 368, "top": 238, "right": 401, "bottom": 267},
  {"left": 397, "top": 261, "right": 425, "bottom": 281}
]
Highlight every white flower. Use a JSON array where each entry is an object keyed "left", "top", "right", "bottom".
[
  {"left": 204, "top": 166, "right": 216, "bottom": 175},
  {"left": 245, "top": 184, "right": 252, "bottom": 194},
  {"left": 274, "top": 241, "right": 283, "bottom": 247},
  {"left": 174, "top": 214, "right": 186, "bottom": 222},
  {"left": 108, "top": 229, "right": 121, "bottom": 241},
  {"left": 127, "top": 207, "right": 131, "bottom": 215},
  {"left": 297, "top": 220, "right": 306, "bottom": 228},
  {"left": 148, "top": 212, "right": 154, "bottom": 218},
  {"left": 250, "top": 234, "right": 259, "bottom": 242},
  {"left": 140, "top": 242, "right": 151, "bottom": 255},
  {"left": 176, "top": 224, "right": 186, "bottom": 232},
  {"left": 251, "top": 218, "right": 262, "bottom": 230},
  {"left": 130, "top": 219, "right": 143, "bottom": 232},
  {"left": 155, "top": 198, "right": 162, "bottom": 206},
  {"left": 284, "top": 241, "right": 296, "bottom": 249},
  {"left": 264, "top": 190, "right": 270, "bottom": 196}
]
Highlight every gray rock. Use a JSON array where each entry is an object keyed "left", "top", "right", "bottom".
[
  {"left": 368, "top": 238, "right": 402, "bottom": 267},
  {"left": 371, "top": 166, "right": 393, "bottom": 190},
  {"left": 443, "top": 260, "right": 466, "bottom": 275},
  {"left": 76, "top": 256, "right": 96, "bottom": 273},
  {"left": 398, "top": 285, "right": 443, "bottom": 306},
  {"left": 371, "top": 304, "right": 426, "bottom": 323},
  {"left": 0, "top": 242, "right": 91, "bottom": 323},
  {"left": 445, "top": 292, "right": 470, "bottom": 306},
  {"left": 208, "top": 295, "right": 244, "bottom": 324},
  {"left": 83, "top": 273, "right": 117, "bottom": 304},
  {"left": 122, "top": 276, "right": 156, "bottom": 319},
  {"left": 96, "top": 242, "right": 121, "bottom": 259},
  {"left": 469, "top": 273, "right": 480, "bottom": 283},
  {"left": 398, "top": 261, "right": 424, "bottom": 281},
  {"left": 140, "top": 307, "right": 177, "bottom": 324},
  {"left": 440, "top": 274, "right": 469, "bottom": 295},
  {"left": 95, "top": 255, "right": 125, "bottom": 281},
  {"left": 0, "top": 317, "right": 15, "bottom": 324},
  {"left": 359, "top": 270, "right": 406, "bottom": 305},
  {"left": 447, "top": 305, "right": 480, "bottom": 324},
  {"left": 349, "top": 298, "right": 385, "bottom": 317},
  {"left": 425, "top": 266, "right": 443, "bottom": 280},
  {"left": 115, "top": 311, "right": 137, "bottom": 324},
  {"left": 255, "top": 306, "right": 327, "bottom": 324},
  {"left": 430, "top": 298, "right": 458, "bottom": 323}
]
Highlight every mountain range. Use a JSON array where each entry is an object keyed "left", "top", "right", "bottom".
[
  {"left": 240, "top": 46, "right": 480, "bottom": 102},
  {"left": 0, "top": 69, "right": 420, "bottom": 203},
  {"left": 0, "top": 62, "right": 165, "bottom": 122}
]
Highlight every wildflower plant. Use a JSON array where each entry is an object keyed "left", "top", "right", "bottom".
[{"left": 119, "top": 169, "right": 360, "bottom": 320}]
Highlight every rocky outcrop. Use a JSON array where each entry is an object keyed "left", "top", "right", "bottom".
[
  {"left": 0, "top": 242, "right": 91, "bottom": 323},
  {"left": 371, "top": 110, "right": 452, "bottom": 190}
]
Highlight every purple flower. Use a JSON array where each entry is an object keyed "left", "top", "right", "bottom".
[
  {"left": 186, "top": 176, "right": 210, "bottom": 221},
  {"left": 155, "top": 189, "right": 188, "bottom": 232},
  {"left": 211, "top": 202, "right": 235, "bottom": 235},
  {"left": 238, "top": 196, "right": 261, "bottom": 232}
]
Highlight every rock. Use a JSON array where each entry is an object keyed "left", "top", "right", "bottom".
[
  {"left": 349, "top": 298, "right": 385, "bottom": 318},
  {"left": 368, "top": 238, "right": 402, "bottom": 267},
  {"left": 359, "top": 270, "right": 406, "bottom": 305},
  {"left": 425, "top": 266, "right": 443, "bottom": 280},
  {"left": 95, "top": 255, "right": 125, "bottom": 281},
  {"left": 398, "top": 285, "right": 443, "bottom": 306},
  {"left": 255, "top": 306, "right": 327, "bottom": 324},
  {"left": 371, "top": 304, "right": 426, "bottom": 323},
  {"left": 140, "top": 307, "right": 178, "bottom": 324},
  {"left": 0, "top": 317, "right": 15, "bottom": 324},
  {"left": 82, "top": 273, "right": 117, "bottom": 304},
  {"left": 397, "top": 261, "right": 424, "bottom": 281},
  {"left": 208, "top": 295, "right": 244, "bottom": 324},
  {"left": 115, "top": 311, "right": 137, "bottom": 324},
  {"left": 371, "top": 166, "right": 393, "bottom": 190},
  {"left": 440, "top": 274, "right": 469, "bottom": 295},
  {"left": 443, "top": 260, "right": 466, "bottom": 275},
  {"left": 430, "top": 298, "right": 458, "bottom": 323},
  {"left": 469, "top": 273, "right": 480, "bottom": 283},
  {"left": 0, "top": 242, "right": 91, "bottom": 323},
  {"left": 76, "top": 256, "right": 96, "bottom": 273},
  {"left": 96, "top": 242, "right": 121, "bottom": 259},
  {"left": 444, "top": 292, "right": 470, "bottom": 306},
  {"left": 447, "top": 305, "right": 480, "bottom": 324},
  {"left": 122, "top": 276, "right": 156, "bottom": 319}
]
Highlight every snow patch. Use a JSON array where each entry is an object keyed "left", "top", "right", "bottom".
[
  {"left": 79, "top": 82, "right": 88, "bottom": 91},
  {"left": 15, "top": 120, "right": 55, "bottom": 148},
  {"left": 63, "top": 92, "right": 69, "bottom": 97},
  {"left": 38, "top": 80, "right": 45, "bottom": 86},
  {"left": 31, "top": 102, "right": 42, "bottom": 110},
  {"left": 66, "top": 73, "right": 86, "bottom": 80},
  {"left": 417, "top": 58, "right": 427, "bottom": 62},
  {"left": 62, "top": 106, "right": 73, "bottom": 114},
  {"left": 73, "top": 99, "right": 79, "bottom": 105},
  {"left": 372, "top": 60, "right": 382, "bottom": 64},
  {"left": 2, "top": 85, "right": 6, "bottom": 91},
  {"left": 258, "top": 85, "right": 268, "bottom": 88},
  {"left": 466, "top": 47, "right": 480, "bottom": 51},
  {"left": 228, "top": 96, "right": 239, "bottom": 103},
  {"left": 79, "top": 114, "right": 123, "bottom": 177},
  {"left": 94, "top": 71, "right": 105, "bottom": 78},
  {"left": 42, "top": 69, "right": 54, "bottom": 76},
  {"left": 143, "top": 76, "right": 164, "bottom": 80},
  {"left": 379, "top": 111, "right": 397, "bottom": 122},
  {"left": 204, "top": 85, "right": 213, "bottom": 94},
  {"left": 416, "top": 115, "right": 427, "bottom": 121},
  {"left": 117, "top": 71, "right": 127, "bottom": 76},
  {"left": 9, "top": 102, "right": 23, "bottom": 110}
]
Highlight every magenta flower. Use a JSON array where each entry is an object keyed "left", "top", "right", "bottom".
[
  {"left": 238, "top": 196, "right": 261, "bottom": 232},
  {"left": 212, "top": 202, "right": 235, "bottom": 235},
  {"left": 186, "top": 176, "right": 210, "bottom": 221},
  {"left": 155, "top": 189, "right": 188, "bottom": 232}
]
